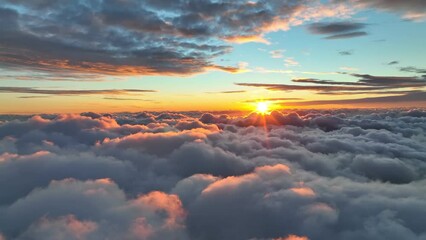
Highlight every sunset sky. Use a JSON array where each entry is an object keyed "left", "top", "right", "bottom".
[
  {"left": 1, "top": 1, "right": 426, "bottom": 240},
  {"left": 1, "top": 0, "right": 425, "bottom": 113}
]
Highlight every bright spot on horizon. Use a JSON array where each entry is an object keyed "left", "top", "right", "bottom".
[{"left": 256, "top": 102, "right": 270, "bottom": 114}]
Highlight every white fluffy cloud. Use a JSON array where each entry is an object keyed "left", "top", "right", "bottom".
[{"left": 0, "top": 110, "right": 426, "bottom": 239}]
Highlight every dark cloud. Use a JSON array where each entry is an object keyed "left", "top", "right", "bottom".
[
  {"left": 282, "top": 91, "right": 426, "bottom": 106},
  {"left": 307, "top": 22, "right": 368, "bottom": 39},
  {"left": 236, "top": 82, "right": 386, "bottom": 92},
  {"left": 0, "top": 0, "right": 423, "bottom": 81},
  {"left": 292, "top": 78, "right": 364, "bottom": 86},
  {"left": 237, "top": 74, "right": 426, "bottom": 100},
  {"left": 325, "top": 31, "right": 368, "bottom": 39},
  {"left": 0, "top": 72, "right": 109, "bottom": 82},
  {"left": 307, "top": 22, "right": 367, "bottom": 34},
  {"left": 0, "top": 0, "right": 340, "bottom": 78},
  {"left": 17, "top": 96, "right": 50, "bottom": 99},
  {"left": 335, "top": 0, "right": 426, "bottom": 21},
  {"left": 339, "top": 50, "right": 354, "bottom": 56},
  {"left": 206, "top": 90, "right": 246, "bottom": 94},
  {"left": 245, "top": 97, "right": 303, "bottom": 103},
  {"left": 0, "top": 87, "right": 156, "bottom": 96},
  {"left": 400, "top": 67, "right": 426, "bottom": 74},
  {"left": 1, "top": 110, "right": 426, "bottom": 239},
  {"left": 103, "top": 97, "right": 156, "bottom": 101},
  {"left": 387, "top": 61, "right": 399, "bottom": 65},
  {"left": 351, "top": 73, "right": 426, "bottom": 87},
  {"left": 0, "top": 5, "right": 236, "bottom": 77},
  {"left": 317, "top": 90, "right": 424, "bottom": 95}
]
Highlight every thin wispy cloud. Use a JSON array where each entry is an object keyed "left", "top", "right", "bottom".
[
  {"left": 340, "top": 66, "right": 358, "bottom": 71},
  {"left": 206, "top": 90, "right": 246, "bottom": 94},
  {"left": 339, "top": 50, "right": 354, "bottom": 55},
  {"left": 236, "top": 73, "right": 426, "bottom": 103},
  {"left": 387, "top": 61, "right": 399, "bottom": 65},
  {"left": 0, "top": 87, "right": 157, "bottom": 96},
  {"left": 284, "top": 58, "right": 300, "bottom": 67},
  {"left": 325, "top": 31, "right": 368, "bottom": 39},
  {"left": 244, "top": 97, "right": 303, "bottom": 103},
  {"left": 400, "top": 66, "right": 426, "bottom": 74},
  {"left": 307, "top": 21, "right": 368, "bottom": 39},
  {"left": 335, "top": 0, "right": 426, "bottom": 21},
  {"left": 270, "top": 50, "right": 285, "bottom": 59},
  {"left": 283, "top": 91, "right": 426, "bottom": 106}
]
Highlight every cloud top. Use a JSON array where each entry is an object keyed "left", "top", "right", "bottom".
[{"left": 1, "top": 109, "right": 426, "bottom": 239}]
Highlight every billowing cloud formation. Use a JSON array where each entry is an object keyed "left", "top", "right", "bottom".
[
  {"left": 1, "top": 109, "right": 426, "bottom": 239},
  {"left": 0, "top": 0, "right": 352, "bottom": 78}
]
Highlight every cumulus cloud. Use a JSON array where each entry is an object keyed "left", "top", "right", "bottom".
[
  {"left": 1, "top": 109, "right": 426, "bottom": 239},
  {"left": 0, "top": 178, "right": 188, "bottom": 240}
]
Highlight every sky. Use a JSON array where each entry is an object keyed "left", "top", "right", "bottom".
[
  {"left": 0, "top": 0, "right": 426, "bottom": 113},
  {"left": 1, "top": 2, "right": 426, "bottom": 239}
]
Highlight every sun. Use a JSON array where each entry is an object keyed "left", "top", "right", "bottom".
[{"left": 256, "top": 102, "right": 270, "bottom": 114}]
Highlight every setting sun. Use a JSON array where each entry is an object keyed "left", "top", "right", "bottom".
[{"left": 256, "top": 102, "right": 270, "bottom": 114}]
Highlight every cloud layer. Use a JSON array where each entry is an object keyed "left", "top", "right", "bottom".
[
  {"left": 335, "top": 0, "right": 426, "bottom": 21},
  {"left": 1, "top": 109, "right": 426, "bottom": 239},
  {"left": 0, "top": 0, "right": 352, "bottom": 77},
  {"left": 0, "top": 0, "right": 424, "bottom": 81},
  {"left": 236, "top": 71, "right": 426, "bottom": 106}
]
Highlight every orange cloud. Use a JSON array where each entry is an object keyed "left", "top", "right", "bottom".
[
  {"left": 223, "top": 35, "right": 270, "bottom": 44},
  {"left": 256, "top": 164, "right": 291, "bottom": 175},
  {"left": 275, "top": 235, "right": 310, "bottom": 240},
  {"left": 133, "top": 191, "right": 186, "bottom": 229},
  {"left": 35, "top": 215, "right": 97, "bottom": 240},
  {"left": 290, "top": 187, "right": 316, "bottom": 197},
  {"left": 55, "top": 114, "right": 120, "bottom": 128},
  {"left": 202, "top": 164, "right": 290, "bottom": 194}
]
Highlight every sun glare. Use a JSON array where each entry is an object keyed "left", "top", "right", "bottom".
[{"left": 256, "top": 102, "right": 270, "bottom": 114}]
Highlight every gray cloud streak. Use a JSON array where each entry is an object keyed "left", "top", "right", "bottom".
[{"left": 0, "top": 87, "right": 157, "bottom": 96}]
